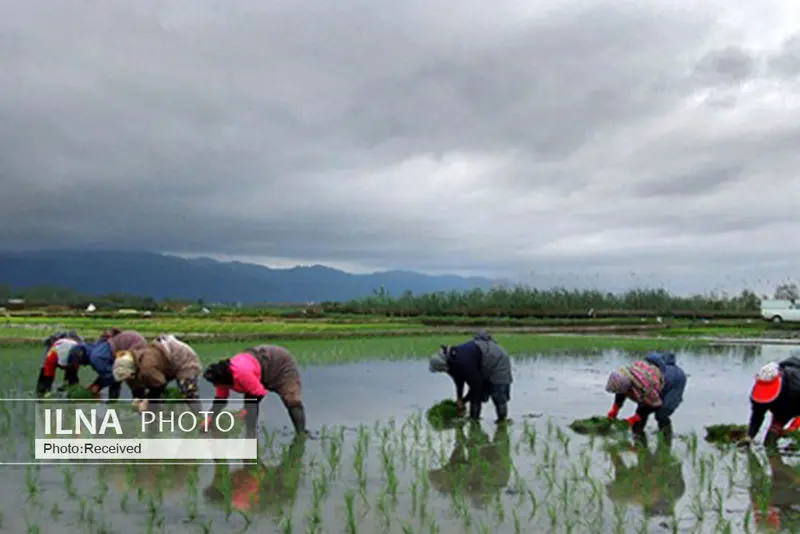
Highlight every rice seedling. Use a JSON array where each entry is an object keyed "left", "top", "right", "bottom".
[
  {"left": 705, "top": 424, "right": 748, "bottom": 444},
  {"left": 569, "top": 416, "right": 629, "bottom": 436},
  {"left": 426, "top": 399, "right": 462, "bottom": 431}
]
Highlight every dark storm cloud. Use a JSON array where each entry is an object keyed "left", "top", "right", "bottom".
[
  {"left": 631, "top": 164, "right": 744, "bottom": 198},
  {"left": 693, "top": 46, "right": 758, "bottom": 86},
  {"left": 1, "top": 0, "right": 799, "bottom": 292}
]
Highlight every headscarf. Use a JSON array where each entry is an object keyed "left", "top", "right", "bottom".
[
  {"left": 752, "top": 361, "right": 782, "bottom": 404},
  {"left": 607, "top": 361, "right": 664, "bottom": 408},
  {"left": 112, "top": 351, "right": 137, "bottom": 382},
  {"left": 606, "top": 369, "right": 632, "bottom": 394},
  {"left": 203, "top": 360, "right": 233, "bottom": 385},
  {"left": 67, "top": 344, "right": 90, "bottom": 367},
  {"left": 429, "top": 350, "right": 449, "bottom": 373}
]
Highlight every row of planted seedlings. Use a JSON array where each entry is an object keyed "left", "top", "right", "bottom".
[{"left": 6, "top": 407, "right": 793, "bottom": 534}]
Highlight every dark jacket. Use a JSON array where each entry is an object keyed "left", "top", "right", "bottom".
[
  {"left": 69, "top": 341, "right": 116, "bottom": 388},
  {"left": 472, "top": 331, "right": 512, "bottom": 385},
  {"left": 748, "top": 356, "right": 800, "bottom": 440},
  {"left": 645, "top": 352, "right": 687, "bottom": 415},
  {"left": 446, "top": 341, "right": 486, "bottom": 403}
]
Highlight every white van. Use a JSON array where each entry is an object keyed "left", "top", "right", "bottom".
[{"left": 760, "top": 299, "right": 800, "bottom": 323}]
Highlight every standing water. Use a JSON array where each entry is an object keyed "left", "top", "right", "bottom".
[{"left": 0, "top": 343, "right": 797, "bottom": 533}]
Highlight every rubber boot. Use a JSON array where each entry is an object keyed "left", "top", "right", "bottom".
[
  {"left": 494, "top": 402, "right": 508, "bottom": 424},
  {"left": 64, "top": 367, "right": 79, "bottom": 386},
  {"left": 36, "top": 368, "right": 53, "bottom": 396},
  {"left": 288, "top": 404, "right": 307, "bottom": 435},
  {"left": 469, "top": 401, "right": 482, "bottom": 421},
  {"left": 632, "top": 420, "right": 647, "bottom": 444},
  {"left": 657, "top": 420, "right": 673, "bottom": 448},
  {"left": 108, "top": 382, "right": 122, "bottom": 402}
]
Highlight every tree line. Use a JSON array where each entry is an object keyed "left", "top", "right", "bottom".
[
  {"left": 320, "top": 285, "right": 773, "bottom": 318},
  {"left": 2, "top": 282, "right": 798, "bottom": 318}
]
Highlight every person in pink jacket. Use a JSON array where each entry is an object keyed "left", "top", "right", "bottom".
[{"left": 202, "top": 345, "right": 306, "bottom": 437}]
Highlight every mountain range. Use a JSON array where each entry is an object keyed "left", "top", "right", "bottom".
[{"left": 0, "top": 250, "right": 501, "bottom": 303}]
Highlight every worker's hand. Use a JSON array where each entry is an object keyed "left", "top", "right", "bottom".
[
  {"left": 607, "top": 405, "right": 620, "bottom": 419},
  {"left": 136, "top": 399, "right": 149, "bottom": 413},
  {"left": 625, "top": 414, "right": 642, "bottom": 428},
  {"left": 87, "top": 383, "right": 101, "bottom": 395},
  {"left": 456, "top": 399, "right": 465, "bottom": 417}
]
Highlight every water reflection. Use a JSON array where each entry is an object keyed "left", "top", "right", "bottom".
[
  {"left": 428, "top": 422, "right": 513, "bottom": 508},
  {"left": 605, "top": 435, "right": 686, "bottom": 518},
  {"left": 204, "top": 435, "right": 307, "bottom": 516},
  {"left": 102, "top": 463, "right": 194, "bottom": 495},
  {"left": 747, "top": 450, "right": 800, "bottom": 531}
]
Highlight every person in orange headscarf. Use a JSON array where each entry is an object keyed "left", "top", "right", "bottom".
[{"left": 740, "top": 357, "right": 800, "bottom": 448}]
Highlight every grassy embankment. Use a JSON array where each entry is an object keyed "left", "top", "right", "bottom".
[{"left": 2, "top": 312, "right": 797, "bottom": 355}]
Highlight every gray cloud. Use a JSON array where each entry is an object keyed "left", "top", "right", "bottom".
[
  {"left": 694, "top": 46, "right": 758, "bottom": 86},
  {"left": 1, "top": 0, "right": 799, "bottom": 294},
  {"left": 768, "top": 36, "right": 800, "bottom": 77}
]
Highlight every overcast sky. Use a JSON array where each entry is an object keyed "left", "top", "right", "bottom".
[{"left": 2, "top": 0, "right": 800, "bottom": 294}]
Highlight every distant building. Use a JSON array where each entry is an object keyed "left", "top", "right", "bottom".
[{"left": 6, "top": 298, "right": 25, "bottom": 311}]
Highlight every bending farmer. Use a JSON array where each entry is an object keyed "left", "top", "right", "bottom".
[
  {"left": 112, "top": 334, "right": 202, "bottom": 412},
  {"left": 36, "top": 331, "right": 84, "bottom": 396},
  {"left": 429, "top": 330, "right": 513, "bottom": 423},
  {"left": 67, "top": 330, "right": 147, "bottom": 400},
  {"left": 606, "top": 352, "right": 687, "bottom": 441},
  {"left": 741, "top": 357, "right": 800, "bottom": 447},
  {"left": 202, "top": 345, "right": 307, "bottom": 437}
]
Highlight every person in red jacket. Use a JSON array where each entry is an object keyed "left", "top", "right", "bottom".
[
  {"left": 36, "top": 331, "right": 83, "bottom": 396},
  {"left": 202, "top": 345, "right": 307, "bottom": 437}
]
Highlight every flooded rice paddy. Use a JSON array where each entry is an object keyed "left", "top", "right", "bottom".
[{"left": 0, "top": 341, "right": 798, "bottom": 533}]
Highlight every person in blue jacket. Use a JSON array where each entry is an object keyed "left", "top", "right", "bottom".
[
  {"left": 429, "top": 330, "right": 513, "bottom": 423},
  {"left": 67, "top": 340, "right": 122, "bottom": 400},
  {"left": 606, "top": 352, "right": 687, "bottom": 442}
]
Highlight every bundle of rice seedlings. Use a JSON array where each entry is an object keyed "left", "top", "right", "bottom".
[
  {"left": 704, "top": 424, "right": 748, "bottom": 443},
  {"left": 569, "top": 416, "right": 629, "bottom": 435},
  {"left": 163, "top": 387, "right": 183, "bottom": 400},
  {"left": 64, "top": 385, "right": 98, "bottom": 400},
  {"left": 426, "top": 399, "right": 462, "bottom": 430}
]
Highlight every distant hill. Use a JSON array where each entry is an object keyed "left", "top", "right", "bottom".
[{"left": 0, "top": 250, "right": 501, "bottom": 303}]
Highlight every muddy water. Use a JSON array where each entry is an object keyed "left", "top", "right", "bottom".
[{"left": 0, "top": 343, "right": 799, "bottom": 533}]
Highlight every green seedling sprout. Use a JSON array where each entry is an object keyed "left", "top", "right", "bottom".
[
  {"left": 24, "top": 465, "right": 39, "bottom": 502},
  {"left": 344, "top": 489, "right": 357, "bottom": 534},
  {"left": 690, "top": 489, "right": 705, "bottom": 522},
  {"left": 527, "top": 489, "right": 538, "bottom": 519},
  {"left": 743, "top": 507, "right": 752, "bottom": 533},
  {"left": 79, "top": 498, "right": 88, "bottom": 521},
  {"left": 24, "top": 515, "right": 41, "bottom": 534}
]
